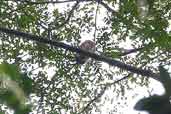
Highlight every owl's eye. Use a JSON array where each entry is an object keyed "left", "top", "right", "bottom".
[{"left": 76, "top": 40, "right": 95, "bottom": 64}]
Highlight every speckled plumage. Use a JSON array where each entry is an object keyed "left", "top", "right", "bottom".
[{"left": 76, "top": 40, "right": 95, "bottom": 64}]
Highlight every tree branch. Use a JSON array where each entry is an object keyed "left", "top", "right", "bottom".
[
  {"left": 0, "top": 27, "right": 160, "bottom": 80},
  {"left": 99, "top": 1, "right": 118, "bottom": 14},
  {"left": 52, "top": 1, "right": 79, "bottom": 29},
  {"left": 10, "top": 0, "right": 118, "bottom": 15},
  {"left": 119, "top": 47, "right": 144, "bottom": 56},
  {"left": 12, "top": 0, "right": 77, "bottom": 4},
  {"left": 93, "top": 2, "right": 99, "bottom": 42},
  {"left": 80, "top": 73, "right": 132, "bottom": 113},
  {"left": 79, "top": 86, "right": 107, "bottom": 113}
]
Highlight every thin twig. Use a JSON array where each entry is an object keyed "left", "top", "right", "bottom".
[
  {"left": 52, "top": 1, "right": 79, "bottom": 30},
  {"left": 80, "top": 73, "right": 133, "bottom": 113},
  {"left": 93, "top": 2, "right": 99, "bottom": 42},
  {"left": 99, "top": 1, "right": 117, "bottom": 14},
  {"left": 119, "top": 47, "right": 144, "bottom": 56},
  {"left": 99, "top": 75, "right": 132, "bottom": 87},
  {"left": 79, "top": 86, "right": 107, "bottom": 113}
]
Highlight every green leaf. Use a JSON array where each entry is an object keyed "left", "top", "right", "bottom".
[
  {"left": 20, "top": 73, "right": 34, "bottom": 95},
  {"left": 0, "top": 63, "right": 20, "bottom": 81}
]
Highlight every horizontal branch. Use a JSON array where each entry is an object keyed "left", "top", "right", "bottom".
[
  {"left": 0, "top": 27, "right": 160, "bottom": 80},
  {"left": 13, "top": 0, "right": 77, "bottom": 4},
  {"left": 11, "top": 0, "right": 118, "bottom": 15}
]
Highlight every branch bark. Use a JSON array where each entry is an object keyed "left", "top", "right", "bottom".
[
  {"left": 10, "top": 0, "right": 119, "bottom": 15},
  {"left": 12, "top": 0, "right": 77, "bottom": 4},
  {"left": 0, "top": 27, "right": 160, "bottom": 80}
]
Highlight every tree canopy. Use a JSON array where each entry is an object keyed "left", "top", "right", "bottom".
[{"left": 0, "top": 0, "right": 171, "bottom": 114}]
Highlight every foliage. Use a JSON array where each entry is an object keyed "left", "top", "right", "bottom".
[
  {"left": 0, "top": 63, "right": 33, "bottom": 114},
  {"left": 134, "top": 66, "right": 171, "bottom": 114},
  {"left": 0, "top": 0, "right": 171, "bottom": 114}
]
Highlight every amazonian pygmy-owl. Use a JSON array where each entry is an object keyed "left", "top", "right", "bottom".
[{"left": 76, "top": 40, "right": 96, "bottom": 64}]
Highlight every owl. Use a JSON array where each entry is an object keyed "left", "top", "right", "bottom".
[{"left": 76, "top": 40, "right": 96, "bottom": 64}]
